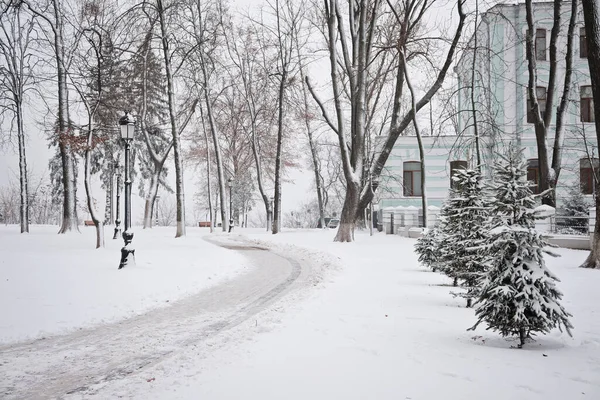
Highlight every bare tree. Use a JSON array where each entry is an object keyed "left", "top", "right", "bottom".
[
  {"left": 580, "top": 0, "right": 600, "bottom": 269},
  {"left": 0, "top": 2, "right": 37, "bottom": 233},
  {"left": 185, "top": 0, "right": 229, "bottom": 232},
  {"left": 21, "top": 0, "right": 80, "bottom": 233},
  {"left": 223, "top": 18, "right": 278, "bottom": 232},
  {"left": 155, "top": 0, "right": 190, "bottom": 237},
  {"left": 307, "top": 0, "right": 465, "bottom": 241},
  {"left": 270, "top": 0, "right": 303, "bottom": 234},
  {"left": 524, "top": 0, "right": 578, "bottom": 207}
]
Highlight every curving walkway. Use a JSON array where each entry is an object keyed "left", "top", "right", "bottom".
[{"left": 0, "top": 235, "right": 306, "bottom": 400}]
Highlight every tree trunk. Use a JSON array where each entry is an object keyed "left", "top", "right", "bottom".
[
  {"left": 334, "top": 180, "right": 360, "bottom": 242},
  {"left": 471, "top": 0, "right": 482, "bottom": 169},
  {"left": 402, "top": 52, "right": 428, "bottom": 227},
  {"left": 296, "top": 32, "right": 325, "bottom": 230},
  {"left": 157, "top": 0, "right": 185, "bottom": 237},
  {"left": 84, "top": 121, "right": 104, "bottom": 249},
  {"left": 54, "top": 0, "right": 78, "bottom": 234},
  {"left": 201, "top": 108, "right": 214, "bottom": 233},
  {"left": 143, "top": 173, "right": 160, "bottom": 229},
  {"left": 580, "top": 0, "right": 600, "bottom": 269},
  {"left": 195, "top": 7, "right": 227, "bottom": 233},
  {"left": 17, "top": 102, "right": 29, "bottom": 233},
  {"left": 272, "top": 67, "right": 286, "bottom": 234}
]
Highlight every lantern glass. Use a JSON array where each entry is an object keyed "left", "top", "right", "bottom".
[
  {"left": 228, "top": 177, "right": 234, "bottom": 188},
  {"left": 119, "top": 113, "right": 136, "bottom": 141}
]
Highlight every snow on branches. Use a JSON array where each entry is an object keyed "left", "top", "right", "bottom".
[{"left": 470, "top": 145, "right": 573, "bottom": 347}]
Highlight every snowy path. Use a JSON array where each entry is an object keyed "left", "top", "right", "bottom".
[{"left": 0, "top": 235, "right": 308, "bottom": 399}]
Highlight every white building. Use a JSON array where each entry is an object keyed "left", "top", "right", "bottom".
[{"left": 377, "top": 1, "right": 595, "bottom": 218}]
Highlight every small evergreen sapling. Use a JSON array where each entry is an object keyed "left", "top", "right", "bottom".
[
  {"left": 437, "top": 168, "right": 492, "bottom": 306},
  {"left": 470, "top": 146, "right": 573, "bottom": 347},
  {"left": 415, "top": 225, "right": 442, "bottom": 271},
  {"left": 558, "top": 183, "right": 590, "bottom": 234}
]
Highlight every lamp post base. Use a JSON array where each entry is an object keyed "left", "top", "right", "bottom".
[
  {"left": 113, "top": 219, "right": 121, "bottom": 240},
  {"left": 118, "top": 231, "right": 135, "bottom": 269}
]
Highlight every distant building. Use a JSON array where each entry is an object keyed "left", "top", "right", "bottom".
[{"left": 377, "top": 1, "right": 596, "bottom": 215}]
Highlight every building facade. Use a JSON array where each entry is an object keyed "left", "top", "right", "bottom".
[{"left": 377, "top": 1, "right": 596, "bottom": 214}]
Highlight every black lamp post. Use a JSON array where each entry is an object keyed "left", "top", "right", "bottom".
[
  {"left": 118, "top": 112, "right": 136, "bottom": 269},
  {"left": 228, "top": 177, "right": 234, "bottom": 233},
  {"left": 113, "top": 160, "right": 121, "bottom": 240}
]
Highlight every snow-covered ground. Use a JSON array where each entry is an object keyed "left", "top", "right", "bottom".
[
  {"left": 1, "top": 227, "right": 599, "bottom": 399},
  {"left": 70, "top": 229, "right": 600, "bottom": 400},
  {"left": 0, "top": 225, "right": 250, "bottom": 343}
]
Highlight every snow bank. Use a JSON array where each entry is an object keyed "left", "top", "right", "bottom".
[{"left": 0, "top": 226, "right": 249, "bottom": 344}]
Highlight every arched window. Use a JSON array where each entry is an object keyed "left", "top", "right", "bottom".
[
  {"left": 403, "top": 161, "right": 422, "bottom": 197},
  {"left": 450, "top": 160, "right": 468, "bottom": 189},
  {"left": 527, "top": 159, "right": 540, "bottom": 194},
  {"left": 580, "top": 158, "right": 598, "bottom": 195}
]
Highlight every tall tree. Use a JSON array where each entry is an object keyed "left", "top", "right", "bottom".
[
  {"left": 309, "top": 0, "right": 466, "bottom": 241},
  {"left": 22, "top": 0, "right": 80, "bottom": 233},
  {"left": 186, "top": 0, "right": 229, "bottom": 232},
  {"left": 271, "top": 0, "right": 302, "bottom": 234},
  {"left": 156, "top": 0, "right": 188, "bottom": 237},
  {"left": 524, "top": 0, "right": 578, "bottom": 207},
  {"left": 0, "top": 2, "right": 37, "bottom": 233},
  {"left": 580, "top": 0, "right": 600, "bottom": 269}
]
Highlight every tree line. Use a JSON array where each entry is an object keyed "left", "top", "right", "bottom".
[{"left": 1, "top": 0, "right": 600, "bottom": 250}]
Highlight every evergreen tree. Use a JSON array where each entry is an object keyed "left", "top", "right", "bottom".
[
  {"left": 558, "top": 183, "right": 589, "bottom": 234},
  {"left": 471, "top": 146, "right": 573, "bottom": 347},
  {"left": 437, "top": 168, "right": 492, "bottom": 306},
  {"left": 414, "top": 224, "right": 443, "bottom": 272}
]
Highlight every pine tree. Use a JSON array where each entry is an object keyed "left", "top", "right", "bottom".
[
  {"left": 558, "top": 183, "right": 589, "bottom": 234},
  {"left": 437, "top": 168, "right": 492, "bottom": 306},
  {"left": 471, "top": 146, "right": 573, "bottom": 347},
  {"left": 414, "top": 225, "right": 442, "bottom": 271}
]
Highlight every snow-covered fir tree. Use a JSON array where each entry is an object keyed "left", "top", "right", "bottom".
[
  {"left": 471, "top": 146, "right": 573, "bottom": 347},
  {"left": 414, "top": 225, "right": 443, "bottom": 272},
  {"left": 437, "top": 168, "right": 492, "bottom": 306},
  {"left": 558, "top": 183, "right": 590, "bottom": 234}
]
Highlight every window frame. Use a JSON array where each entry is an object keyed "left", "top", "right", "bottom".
[
  {"left": 535, "top": 29, "right": 547, "bottom": 61},
  {"left": 580, "top": 27, "right": 588, "bottom": 58},
  {"left": 403, "top": 161, "right": 422, "bottom": 197},
  {"left": 527, "top": 159, "right": 540, "bottom": 194},
  {"left": 527, "top": 86, "right": 547, "bottom": 123},
  {"left": 581, "top": 85, "right": 595, "bottom": 123},
  {"left": 580, "top": 158, "right": 598, "bottom": 195}
]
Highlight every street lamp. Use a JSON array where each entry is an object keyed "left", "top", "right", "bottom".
[
  {"left": 113, "top": 160, "right": 121, "bottom": 240},
  {"left": 228, "top": 176, "right": 234, "bottom": 233},
  {"left": 118, "top": 112, "right": 136, "bottom": 269}
]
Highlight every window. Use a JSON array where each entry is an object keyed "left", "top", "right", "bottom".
[
  {"left": 527, "top": 86, "right": 547, "bottom": 123},
  {"left": 581, "top": 85, "right": 595, "bottom": 123},
  {"left": 527, "top": 159, "right": 540, "bottom": 194},
  {"left": 581, "top": 27, "right": 588, "bottom": 58},
  {"left": 403, "top": 161, "right": 422, "bottom": 196},
  {"left": 450, "top": 160, "right": 468, "bottom": 189},
  {"left": 580, "top": 158, "right": 598, "bottom": 195},
  {"left": 536, "top": 29, "right": 546, "bottom": 60}
]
